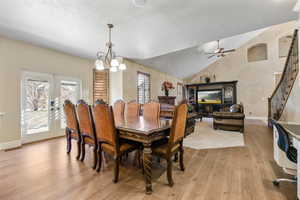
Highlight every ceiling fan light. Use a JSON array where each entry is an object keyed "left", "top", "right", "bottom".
[
  {"left": 111, "top": 59, "right": 119, "bottom": 67},
  {"left": 119, "top": 63, "right": 127, "bottom": 70}
]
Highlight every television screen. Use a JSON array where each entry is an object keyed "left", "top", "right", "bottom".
[{"left": 197, "top": 90, "right": 222, "bottom": 104}]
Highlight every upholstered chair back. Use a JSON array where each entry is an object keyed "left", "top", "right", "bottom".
[
  {"left": 113, "top": 100, "right": 125, "bottom": 120},
  {"left": 76, "top": 100, "right": 94, "bottom": 138},
  {"left": 63, "top": 100, "right": 79, "bottom": 134},
  {"left": 169, "top": 103, "right": 188, "bottom": 144},
  {"left": 125, "top": 100, "right": 140, "bottom": 119},
  {"left": 143, "top": 101, "right": 160, "bottom": 121},
  {"left": 92, "top": 99, "right": 116, "bottom": 146}
]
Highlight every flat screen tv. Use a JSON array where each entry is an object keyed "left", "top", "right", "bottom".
[{"left": 197, "top": 90, "right": 222, "bottom": 104}]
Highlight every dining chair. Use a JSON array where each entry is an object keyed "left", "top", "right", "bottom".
[
  {"left": 63, "top": 100, "right": 81, "bottom": 160},
  {"left": 113, "top": 99, "right": 125, "bottom": 121},
  {"left": 151, "top": 103, "right": 188, "bottom": 187},
  {"left": 76, "top": 100, "right": 98, "bottom": 169},
  {"left": 143, "top": 101, "right": 160, "bottom": 121},
  {"left": 92, "top": 99, "right": 138, "bottom": 183},
  {"left": 125, "top": 100, "right": 140, "bottom": 119}
]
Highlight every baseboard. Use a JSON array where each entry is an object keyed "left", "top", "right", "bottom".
[
  {"left": 21, "top": 132, "right": 65, "bottom": 144},
  {"left": 0, "top": 140, "right": 21, "bottom": 150},
  {"left": 277, "top": 121, "right": 300, "bottom": 125},
  {"left": 246, "top": 116, "right": 267, "bottom": 121}
]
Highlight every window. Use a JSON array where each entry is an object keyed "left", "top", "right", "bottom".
[
  {"left": 247, "top": 43, "right": 268, "bottom": 62},
  {"left": 137, "top": 72, "right": 150, "bottom": 104},
  {"left": 93, "top": 69, "right": 109, "bottom": 103}
]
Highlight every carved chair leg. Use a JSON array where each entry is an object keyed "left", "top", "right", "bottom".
[
  {"left": 80, "top": 140, "right": 85, "bottom": 162},
  {"left": 66, "top": 134, "right": 71, "bottom": 154},
  {"left": 92, "top": 145, "right": 98, "bottom": 170},
  {"left": 96, "top": 147, "right": 102, "bottom": 172},
  {"left": 173, "top": 152, "right": 178, "bottom": 162},
  {"left": 179, "top": 144, "right": 185, "bottom": 171},
  {"left": 76, "top": 139, "right": 81, "bottom": 160},
  {"left": 113, "top": 156, "right": 120, "bottom": 183},
  {"left": 167, "top": 157, "right": 174, "bottom": 187}
]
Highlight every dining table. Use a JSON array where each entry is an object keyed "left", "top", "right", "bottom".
[{"left": 115, "top": 115, "right": 172, "bottom": 194}]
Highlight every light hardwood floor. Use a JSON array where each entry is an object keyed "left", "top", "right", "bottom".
[{"left": 0, "top": 120, "right": 297, "bottom": 200}]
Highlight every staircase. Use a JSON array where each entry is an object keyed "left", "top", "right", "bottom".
[{"left": 268, "top": 30, "right": 299, "bottom": 127}]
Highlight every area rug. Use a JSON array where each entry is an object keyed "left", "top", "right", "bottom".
[{"left": 183, "top": 119, "right": 245, "bottom": 150}]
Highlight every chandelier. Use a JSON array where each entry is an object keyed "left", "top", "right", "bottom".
[{"left": 95, "top": 24, "right": 126, "bottom": 72}]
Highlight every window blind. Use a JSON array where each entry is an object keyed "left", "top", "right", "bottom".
[
  {"left": 93, "top": 69, "right": 109, "bottom": 103},
  {"left": 137, "top": 72, "right": 151, "bottom": 104}
]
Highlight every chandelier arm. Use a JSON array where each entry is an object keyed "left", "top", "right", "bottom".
[{"left": 95, "top": 24, "right": 124, "bottom": 71}]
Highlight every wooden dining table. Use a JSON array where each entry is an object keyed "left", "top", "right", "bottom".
[{"left": 115, "top": 116, "right": 172, "bottom": 194}]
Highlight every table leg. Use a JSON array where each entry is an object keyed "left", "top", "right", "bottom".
[{"left": 143, "top": 143, "right": 152, "bottom": 194}]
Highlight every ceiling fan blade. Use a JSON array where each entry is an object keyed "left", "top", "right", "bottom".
[
  {"left": 208, "top": 55, "right": 215, "bottom": 59},
  {"left": 222, "top": 49, "right": 236, "bottom": 53},
  {"left": 205, "top": 52, "right": 216, "bottom": 55}
]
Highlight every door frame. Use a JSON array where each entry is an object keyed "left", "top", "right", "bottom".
[
  {"left": 54, "top": 75, "right": 82, "bottom": 131},
  {"left": 21, "top": 71, "right": 82, "bottom": 144}
]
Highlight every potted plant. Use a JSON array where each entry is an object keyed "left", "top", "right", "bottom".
[{"left": 161, "top": 81, "right": 175, "bottom": 96}]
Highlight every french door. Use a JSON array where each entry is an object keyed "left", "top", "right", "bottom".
[{"left": 21, "top": 71, "right": 81, "bottom": 143}]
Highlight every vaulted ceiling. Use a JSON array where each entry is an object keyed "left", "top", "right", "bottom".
[{"left": 0, "top": 0, "right": 297, "bottom": 78}]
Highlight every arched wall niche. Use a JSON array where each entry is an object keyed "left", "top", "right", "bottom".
[
  {"left": 278, "top": 35, "right": 293, "bottom": 58},
  {"left": 247, "top": 43, "right": 268, "bottom": 62}
]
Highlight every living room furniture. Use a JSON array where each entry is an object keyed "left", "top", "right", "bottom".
[
  {"left": 160, "top": 103, "right": 175, "bottom": 118},
  {"left": 76, "top": 100, "right": 98, "bottom": 169},
  {"left": 63, "top": 100, "right": 81, "bottom": 160},
  {"left": 143, "top": 101, "right": 160, "bottom": 121},
  {"left": 185, "top": 112, "right": 198, "bottom": 136},
  {"left": 113, "top": 99, "right": 125, "bottom": 120},
  {"left": 186, "top": 81, "right": 238, "bottom": 117},
  {"left": 115, "top": 115, "right": 172, "bottom": 194},
  {"left": 125, "top": 100, "right": 140, "bottom": 119},
  {"left": 158, "top": 96, "right": 176, "bottom": 105},
  {"left": 152, "top": 103, "right": 188, "bottom": 187},
  {"left": 92, "top": 100, "right": 139, "bottom": 183},
  {"left": 278, "top": 122, "right": 300, "bottom": 199},
  {"left": 212, "top": 104, "right": 245, "bottom": 133},
  {"left": 272, "top": 121, "right": 297, "bottom": 186}
]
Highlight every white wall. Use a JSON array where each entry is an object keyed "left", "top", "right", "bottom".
[
  {"left": 109, "top": 70, "right": 123, "bottom": 104},
  {"left": 0, "top": 35, "right": 93, "bottom": 147}
]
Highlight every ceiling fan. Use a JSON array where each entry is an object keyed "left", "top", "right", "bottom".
[{"left": 205, "top": 40, "right": 236, "bottom": 59}]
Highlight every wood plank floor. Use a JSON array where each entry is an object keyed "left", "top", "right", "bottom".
[{"left": 0, "top": 120, "right": 297, "bottom": 200}]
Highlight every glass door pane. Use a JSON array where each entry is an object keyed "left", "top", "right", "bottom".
[
  {"left": 22, "top": 73, "right": 52, "bottom": 136},
  {"left": 58, "top": 79, "right": 81, "bottom": 129},
  {"left": 21, "top": 72, "right": 82, "bottom": 143}
]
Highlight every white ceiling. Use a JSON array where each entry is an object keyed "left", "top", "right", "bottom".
[{"left": 0, "top": 0, "right": 297, "bottom": 77}]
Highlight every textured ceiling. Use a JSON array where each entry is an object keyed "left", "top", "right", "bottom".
[{"left": 0, "top": 0, "right": 297, "bottom": 77}]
